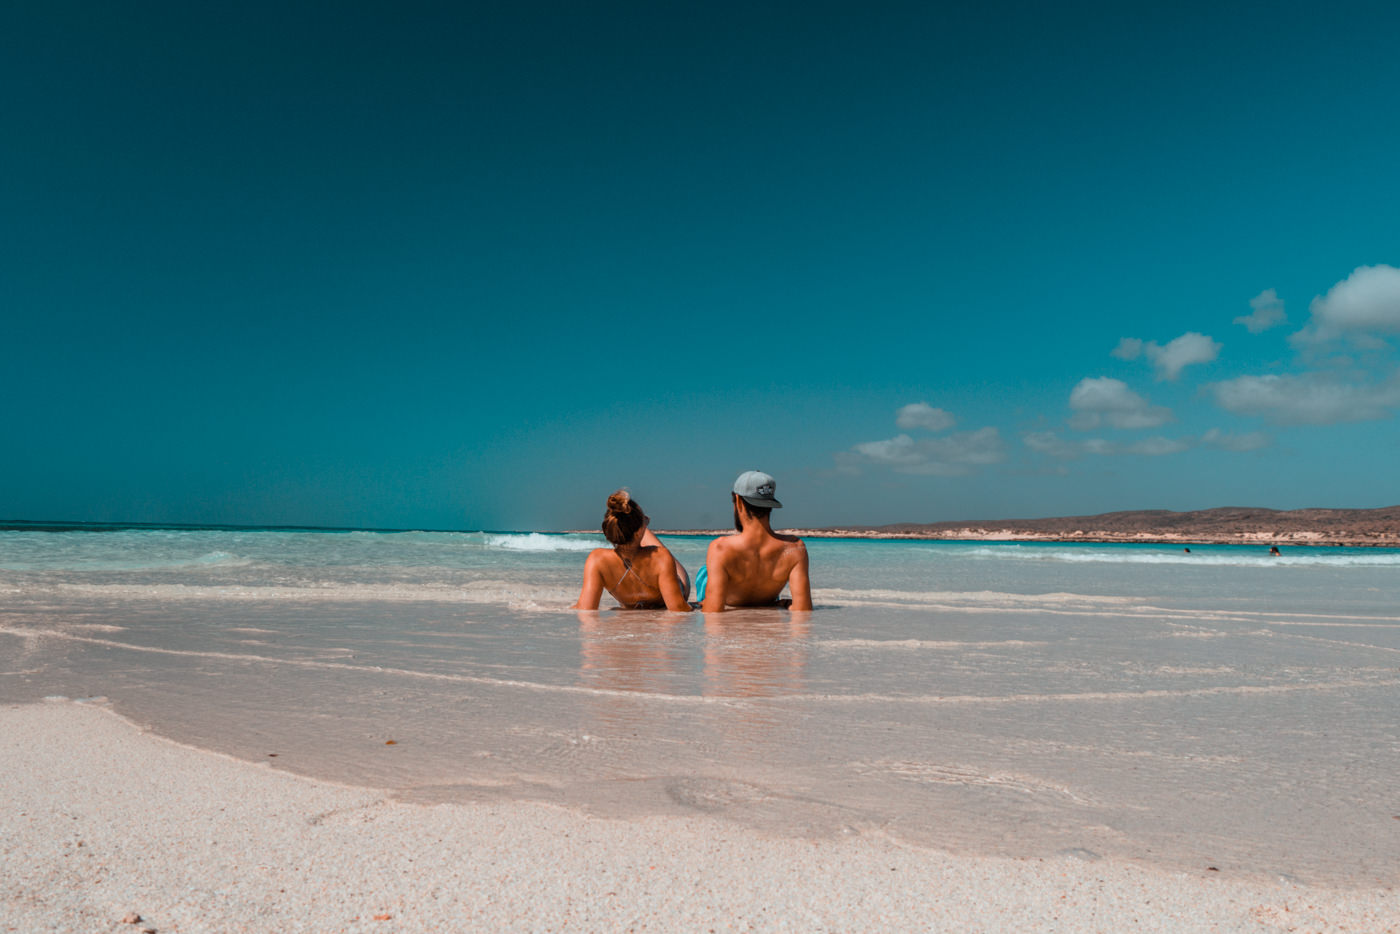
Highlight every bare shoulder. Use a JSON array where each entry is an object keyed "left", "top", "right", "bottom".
[
  {"left": 776, "top": 534, "right": 807, "bottom": 558},
  {"left": 646, "top": 545, "right": 676, "bottom": 572},
  {"left": 706, "top": 534, "right": 738, "bottom": 557}
]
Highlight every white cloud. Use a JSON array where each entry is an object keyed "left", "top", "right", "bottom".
[
  {"left": 1024, "top": 431, "right": 1082, "bottom": 459},
  {"left": 1208, "top": 372, "right": 1400, "bottom": 425},
  {"left": 1200, "top": 428, "right": 1271, "bottom": 452},
  {"left": 895, "top": 402, "right": 956, "bottom": 432},
  {"left": 1294, "top": 265, "right": 1400, "bottom": 345},
  {"left": 1111, "top": 332, "right": 1221, "bottom": 380},
  {"left": 1310, "top": 265, "right": 1400, "bottom": 332},
  {"left": 848, "top": 427, "right": 1005, "bottom": 475},
  {"left": 1067, "top": 377, "right": 1173, "bottom": 430},
  {"left": 1023, "top": 429, "right": 1268, "bottom": 460},
  {"left": 1151, "top": 332, "right": 1221, "bottom": 380},
  {"left": 1235, "top": 289, "right": 1286, "bottom": 333},
  {"left": 1023, "top": 431, "right": 1190, "bottom": 459},
  {"left": 1111, "top": 337, "right": 1144, "bottom": 360},
  {"left": 1126, "top": 436, "right": 1191, "bottom": 456}
]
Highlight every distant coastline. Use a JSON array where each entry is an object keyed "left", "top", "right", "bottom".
[
  {"left": 5, "top": 507, "right": 1396, "bottom": 548},
  {"left": 653, "top": 506, "right": 1400, "bottom": 548}
]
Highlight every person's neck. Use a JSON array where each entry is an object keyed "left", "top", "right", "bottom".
[{"left": 738, "top": 516, "right": 774, "bottom": 538}]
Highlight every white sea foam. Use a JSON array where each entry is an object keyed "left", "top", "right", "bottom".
[
  {"left": 481, "top": 532, "right": 601, "bottom": 552},
  {"left": 14, "top": 580, "right": 577, "bottom": 607},
  {"left": 817, "top": 588, "right": 1137, "bottom": 606},
  {"left": 816, "top": 639, "right": 1051, "bottom": 650},
  {"left": 193, "top": 550, "right": 249, "bottom": 566},
  {"left": 0, "top": 550, "right": 255, "bottom": 572}
]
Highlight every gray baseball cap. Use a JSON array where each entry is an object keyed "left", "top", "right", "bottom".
[{"left": 732, "top": 470, "right": 782, "bottom": 508}]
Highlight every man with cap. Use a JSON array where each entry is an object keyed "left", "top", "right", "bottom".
[{"left": 697, "top": 470, "right": 812, "bottom": 612}]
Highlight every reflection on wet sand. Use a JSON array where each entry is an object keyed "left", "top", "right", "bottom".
[
  {"left": 576, "top": 610, "right": 686, "bottom": 695},
  {"left": 702, "top": 610, "right": 812, "bottom": 751},
  {"left": 702, "top": 610, "right": 810, "bottom": 698},
  {"left": 575, "top": 609, "right": 690, "bottom": 735},
  {"left": 575, "top": 607, "right": 814, "bottom": 758},
  {"left": 574, "top": 609, "right": 812, "bottom": 700}
]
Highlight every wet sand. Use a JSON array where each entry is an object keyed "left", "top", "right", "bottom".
[{"left": 5, "top": 701, "right": 1396, "bottom": 933}]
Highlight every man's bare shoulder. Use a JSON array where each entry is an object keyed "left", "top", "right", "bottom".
[
  {"left": 707, "top": 534, "right": 740, "bottom": 555},
  {"left": 768, "top": 534, "right": 806, "bottom": 560}
]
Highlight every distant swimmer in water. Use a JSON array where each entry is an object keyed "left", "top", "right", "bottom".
[
  {"left": 1184, "top": 547, "right": 1191, "bottom": 553},
  {"left": 573, "top": 490, "right": 692, "bottom": 611},
  {"left": 1270, "top": 546, "right": 1281, "bottom": 556},
  {"left": 696, "top": 470, "right": 812, "bottom": 612}
]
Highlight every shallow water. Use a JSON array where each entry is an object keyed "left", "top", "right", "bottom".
[{"left": 2, "top": 527, "right": 1397, "bottom": 886}]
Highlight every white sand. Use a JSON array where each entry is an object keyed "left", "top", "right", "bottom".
[{"left": 3, "top": 701, "right": 1396, "bottom": 933}]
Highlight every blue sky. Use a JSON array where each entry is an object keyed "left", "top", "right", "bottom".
[{"left": 4, "top": 1, "right": 1398, "bottom": 531}]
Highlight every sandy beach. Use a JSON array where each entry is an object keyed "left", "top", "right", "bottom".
[
  {"left": 5, "top": 529, "right": 1399, "bottom": 932},
  {"left": 4, "top": 701, "right": 1396, "bottom": 933}
]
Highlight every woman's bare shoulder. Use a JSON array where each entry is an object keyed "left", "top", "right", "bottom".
[{"left": 640, "top": 545, "right": 675, "bottom": 571}]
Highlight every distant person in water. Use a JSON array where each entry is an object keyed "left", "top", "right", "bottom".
[
  {"left": 573, "top": 491, "right": 692, "bottom": 611},
  {"left": 1270, "top": 545, "right": 1281, "bottom": 556},
  {"left": 697, "top": 470, "right": 812, "bottom": 612}
]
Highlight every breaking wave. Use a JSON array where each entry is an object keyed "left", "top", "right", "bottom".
[{"left": 480, "top": 533, "right": 601, "bottom": 553}]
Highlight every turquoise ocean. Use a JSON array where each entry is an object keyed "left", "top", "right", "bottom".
[{"left": 2, "top": 524, "right": 1397, "bottom": 886}]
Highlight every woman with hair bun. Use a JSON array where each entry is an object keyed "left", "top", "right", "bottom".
[{"left": 572, "top": 490, "right": 692, "bottom": 611}]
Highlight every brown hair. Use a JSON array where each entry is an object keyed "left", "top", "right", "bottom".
[
  {"left": 601, "top": 489, "right": 646, "bottom": 545},
  {"left": 733, "top": 494, "right": 772, "bottom": 532}
]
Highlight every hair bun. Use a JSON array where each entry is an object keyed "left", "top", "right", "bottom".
[{"left": 601, "top": 489, "right": 645, "bottom": 544}]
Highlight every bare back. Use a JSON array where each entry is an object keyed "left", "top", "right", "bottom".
[
  {"left": 701, "top": 528, "right": 811, "bottom": 611},
  {"left": 573, "top": 529, "right": 692, "bottom": 612}
]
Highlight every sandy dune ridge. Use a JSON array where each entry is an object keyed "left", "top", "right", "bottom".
[{"left": 642, "top": 506, "right": 1400, "bottom": 547}]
